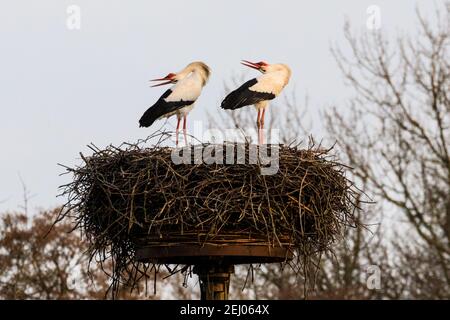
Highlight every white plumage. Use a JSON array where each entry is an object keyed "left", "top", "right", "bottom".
[
  {"left": 249, "top": 64, "right": 291, "bottom": 97},
  {"left": 139, "top": 61, "right": 210, "bottom": 145},
  {"left": 166, "top": 72, "right": 205, "bottom": 102},
  {"left": 221, "top": 60, "right": 291, "bottom": 144}
]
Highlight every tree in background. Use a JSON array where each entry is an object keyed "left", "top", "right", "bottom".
[
  {"left": 326, "top": 4, "right": 449, "bottom": 299},
  {"left": 0, "top": 209, "right": 92, "bottom": 299},
  {"left": 0, "top": 208, "right": 199, "bottom": 299}
]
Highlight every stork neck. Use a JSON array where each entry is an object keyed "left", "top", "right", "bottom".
[{"left": 190, "top": 68, "right": 208, "bottom": 86}]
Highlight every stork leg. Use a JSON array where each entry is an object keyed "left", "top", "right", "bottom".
[
  {"left": 176, "top": 118, "right": 181, "bottom": 146},
  {"left": 260, "top": 108, "right": 266, "bottom": 145},
  {"left": 183, "top": 116, "right": 188, "bottom": 146},
  {"left": 256, "top": 109, "right": 261, "bottom": 145}
]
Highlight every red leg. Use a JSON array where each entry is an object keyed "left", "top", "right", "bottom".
[
  {"left": 183, "top": 116, "right": 187, "bottom": 146},
  {"left": 176, "top": 118, "right": 181, "bottom": 146},
  {"left": 261, "top": 108, "right": 266, "bottom": 144},
  {"left": 256, "top": 109, "right": 261, "bottom": 145}
]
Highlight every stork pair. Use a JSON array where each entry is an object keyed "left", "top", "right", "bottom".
[{"left": 139, "top": 60, "right": 291, "bottom": 145}]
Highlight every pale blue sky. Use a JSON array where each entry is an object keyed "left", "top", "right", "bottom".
[{"left": 0, "top": 0, "right": 434, "bottom": 212}]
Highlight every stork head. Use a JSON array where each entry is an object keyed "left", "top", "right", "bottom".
[
  {"left": 149, "top": 72, "right": 177, "bottom": 87},
  {"left": 241, "top": 60, "right": 270, "bottom": 73}
]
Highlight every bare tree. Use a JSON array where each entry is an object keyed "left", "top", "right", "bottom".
[
  {"left": 326, "top": 4, "right": 450, "bottom": 298},
  {"left": 0, "top": 208, "right": 201, "bottom": 299},
  {"left": 0, "top": 209, "right": 91, "bottom": 299},
  {"left": 0, "top": 209, "right": 150, "bottom": 299}
]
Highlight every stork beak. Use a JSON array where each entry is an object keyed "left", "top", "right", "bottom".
[
  {"left": 150, "top": 80, "right": 173, "bottom": 87},
  {"left": 149, "top": 73, "right": 176, "bottom": 87},
  {"left": 241, "top": 60, "right": 261, "bottom": 70}
]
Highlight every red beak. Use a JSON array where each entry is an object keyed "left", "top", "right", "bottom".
[
  {"left": 241, "top": 60, "right": 262, "bottom": 70},
  {"left": 150, "top": 73, "right": 176, "bottom": 87}
]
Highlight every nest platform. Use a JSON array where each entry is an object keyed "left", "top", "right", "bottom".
[{"left": 58, "top": 134, "right": 359, "bottom": 299}]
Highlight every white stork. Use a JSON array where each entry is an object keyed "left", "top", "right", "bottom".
[
  {"left": 221, "top": 60, "right": 291, "bottom": 144},
  {"left": 139, "top": 61, "right": 211, "bottom": 145}
]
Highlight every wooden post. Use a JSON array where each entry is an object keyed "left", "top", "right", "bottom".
[{"left": 193, "top": 264, "right": 234, "bottom": 300}]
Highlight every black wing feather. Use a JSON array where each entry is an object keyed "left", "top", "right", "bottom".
[
  {"left": 220, "top": 79, "right": 275, "bottom": 110},
  {"left": 139, "top": 89, "right": 194, "bottom": 127}
]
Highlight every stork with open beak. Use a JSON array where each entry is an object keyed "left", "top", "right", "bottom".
[
  {"left": 139, "top": 61, "right": 211, "bottom": 146},
  {"left": 220, "top": 60, "right": 291, "bottom": 144}
]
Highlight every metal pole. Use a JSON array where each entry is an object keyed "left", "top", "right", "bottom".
[{"left": 193, "top": 264, "right": 234, "bottom": 300}]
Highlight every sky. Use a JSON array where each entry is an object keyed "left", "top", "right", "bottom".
[{"left": 0, "top": 0, "right": 435, "bottom": 213}]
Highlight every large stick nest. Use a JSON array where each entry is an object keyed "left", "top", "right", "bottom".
[{"left": 57, "top": 133, "right": 361, "bottom": 297}]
